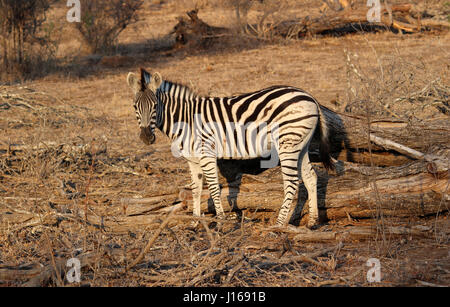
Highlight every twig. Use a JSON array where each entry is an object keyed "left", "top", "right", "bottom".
[
  {"left": 188, "top": 253, "right": 245, "bottom": 286},
  {"left": 416, "top": 280, "right": 446, "bottom": 287},
  {"left": 316, "top": 278, "right": 345, "bottom": 286},
  {"left": 126, "top": 205, "right": 180, "bottom": 271},
  {"left": 200, "top": 219, "right": 215, "bottom": 243},
  {"left": 225, "top": 254, "right": 246, "bottom": 283},
  {"left": 44, "top": 233, "right": 64, "bottom": 287}
]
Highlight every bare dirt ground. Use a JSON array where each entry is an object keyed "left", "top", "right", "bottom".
[{"left": 0, "top": 1, "right": 449, "bottom": 287}]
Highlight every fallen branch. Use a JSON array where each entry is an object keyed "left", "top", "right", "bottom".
[
  {"left": 293, "top": 225, "right": 433, "bottom": 242},
  {"left": 4, "top": 247, "right": 134, "bottom": 286},
  {"left": 369, "top": 133, "right": 448, "bottom": 171},
  {"left": 274, "top": 3, "right": 429, "bottom": 36},
  {"left": 0, "top": 263, "right": 43, "bottom": 282},
  {"left": 126, "top": 205, "right": 181, "bottom": 271},
  {"left": 250, "top": 243, "right": 341, "bottom": 271}
]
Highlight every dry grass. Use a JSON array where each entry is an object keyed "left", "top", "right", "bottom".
[{"left": 0, "top": 0, "right": 449, "bottom": 287}]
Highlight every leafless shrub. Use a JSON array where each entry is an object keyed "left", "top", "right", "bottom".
[
  {"left": 213, "top": 0, "right": 291, "bottom": 39},
  {"left": 75, "top": 0, "right": 143, "bottom": 54},
  {"left": 342, "top": 48, "right": 449, "bottom": 119},
  {"left": 0, "top": 0, "right": 58, "bottom": 82},
  {"left": 248, "top": 0, "right": 291, "bottom": 39}
]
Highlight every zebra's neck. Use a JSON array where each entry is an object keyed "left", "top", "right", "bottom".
[{"left": 155, "top": 80, "right": 202, "bottom": 141}]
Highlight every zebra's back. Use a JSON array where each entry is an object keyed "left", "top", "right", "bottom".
[{"left": 187, "top": 86, "right": 320, "bottom": 160}]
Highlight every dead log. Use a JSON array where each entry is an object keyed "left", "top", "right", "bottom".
[
  {"left": 274, "top": 3, "right": 431, "bottom": 37},
  {"left": 179, "top": 159, "right": 448, "bottom": 224},
  {"left": 292, "top": 224, "right": 435, "bottom": 242},
  {"left": 0, "top": 263, "right": 43, "bottom": 282},
  {"left": 53, "top": 203, "right": 239, "bottom": 234},
  {"left": 315, "top": 107, "right": 449, "bottom": 167}
]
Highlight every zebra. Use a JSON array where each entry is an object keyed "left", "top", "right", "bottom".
[{"left": 126, "top": 68, "right": 334, "bottom": 228}]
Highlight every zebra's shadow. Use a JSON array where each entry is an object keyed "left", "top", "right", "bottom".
[{"left": 213, "top": 159, "right": 266, "bottom": 219}]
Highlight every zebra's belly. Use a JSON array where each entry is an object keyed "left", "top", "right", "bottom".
[
  {"left": 215, "top": 137, "right": 275, "bottom": 160},
  {"left": 218, "top": 151, "right": 272, "bottom": 160}
]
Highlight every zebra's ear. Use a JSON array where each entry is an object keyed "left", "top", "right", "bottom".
[
  {"left": 149, "top": 72, "right": 163, "bottom": 91},
  {"left": 127, "top": 72, "right": 141, "bottom": 94}
]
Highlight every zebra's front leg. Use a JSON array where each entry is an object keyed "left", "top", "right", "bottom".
[
  {"left": 199, "top": 156, "right": 225, "bottom": 219},
  {"left": 187, "top": 160, "right": 203, "bottom": 217}
]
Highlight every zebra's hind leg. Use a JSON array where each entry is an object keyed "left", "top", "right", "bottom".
[
  {"left": 275, "top": 150, "right": 301, "bottom": 226},
  {"left": 199, "top": 156, "right": 225, "bottom": 219},
  {"left": 226, "top": 172, "right": 243, "bottom": 221},
  {"left": 187, "top": 160, "right": 203, "bottom": 217},
  {"left": 300, "top": 148, "right": 319, "bottom": 228}
]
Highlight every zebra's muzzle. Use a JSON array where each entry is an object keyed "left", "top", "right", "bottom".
[{"left": 139, "top": 127, "right": 155, "bottom": 145}]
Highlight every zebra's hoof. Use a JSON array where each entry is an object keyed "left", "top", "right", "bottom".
[
  {"left": 226, "top": 212, "right": 243, "bottom": 221},
  {"left": 215, "top": 212, "right": 226, "bottom": 220},
  {"left": 306, "top": 219, "right": 319, "bottom": 230}
]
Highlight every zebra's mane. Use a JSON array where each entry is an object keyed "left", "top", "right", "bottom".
[
  {"left": 142, "top": 70, "right": 197, "bottom": 97},
  {"left": 159, "top": 79, "right": 197, "bottom": 97}
]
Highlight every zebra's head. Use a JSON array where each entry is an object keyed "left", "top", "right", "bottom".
[{"left": 127, "top": 68, "right": 163, "bottom": 145}]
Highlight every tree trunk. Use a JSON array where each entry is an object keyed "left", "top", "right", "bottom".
[
  {"left": 179, "top": 159, "right": 448, "bottom": 225},
  {"left": 274, "top": 4, "right": 429, "bottom": 37}
]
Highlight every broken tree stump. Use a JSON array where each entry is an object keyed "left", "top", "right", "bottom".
[{"left": 170, "top": 9, "right": 230, "bottom": 50}]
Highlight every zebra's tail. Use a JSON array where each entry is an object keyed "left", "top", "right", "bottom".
[{"left": 316, "top": 104, "right": 334, "bottom": 171}]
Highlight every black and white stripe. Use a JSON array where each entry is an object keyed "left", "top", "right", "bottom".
[{"left": 127, "top": 68, "right": 333, "bottom": 227}]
